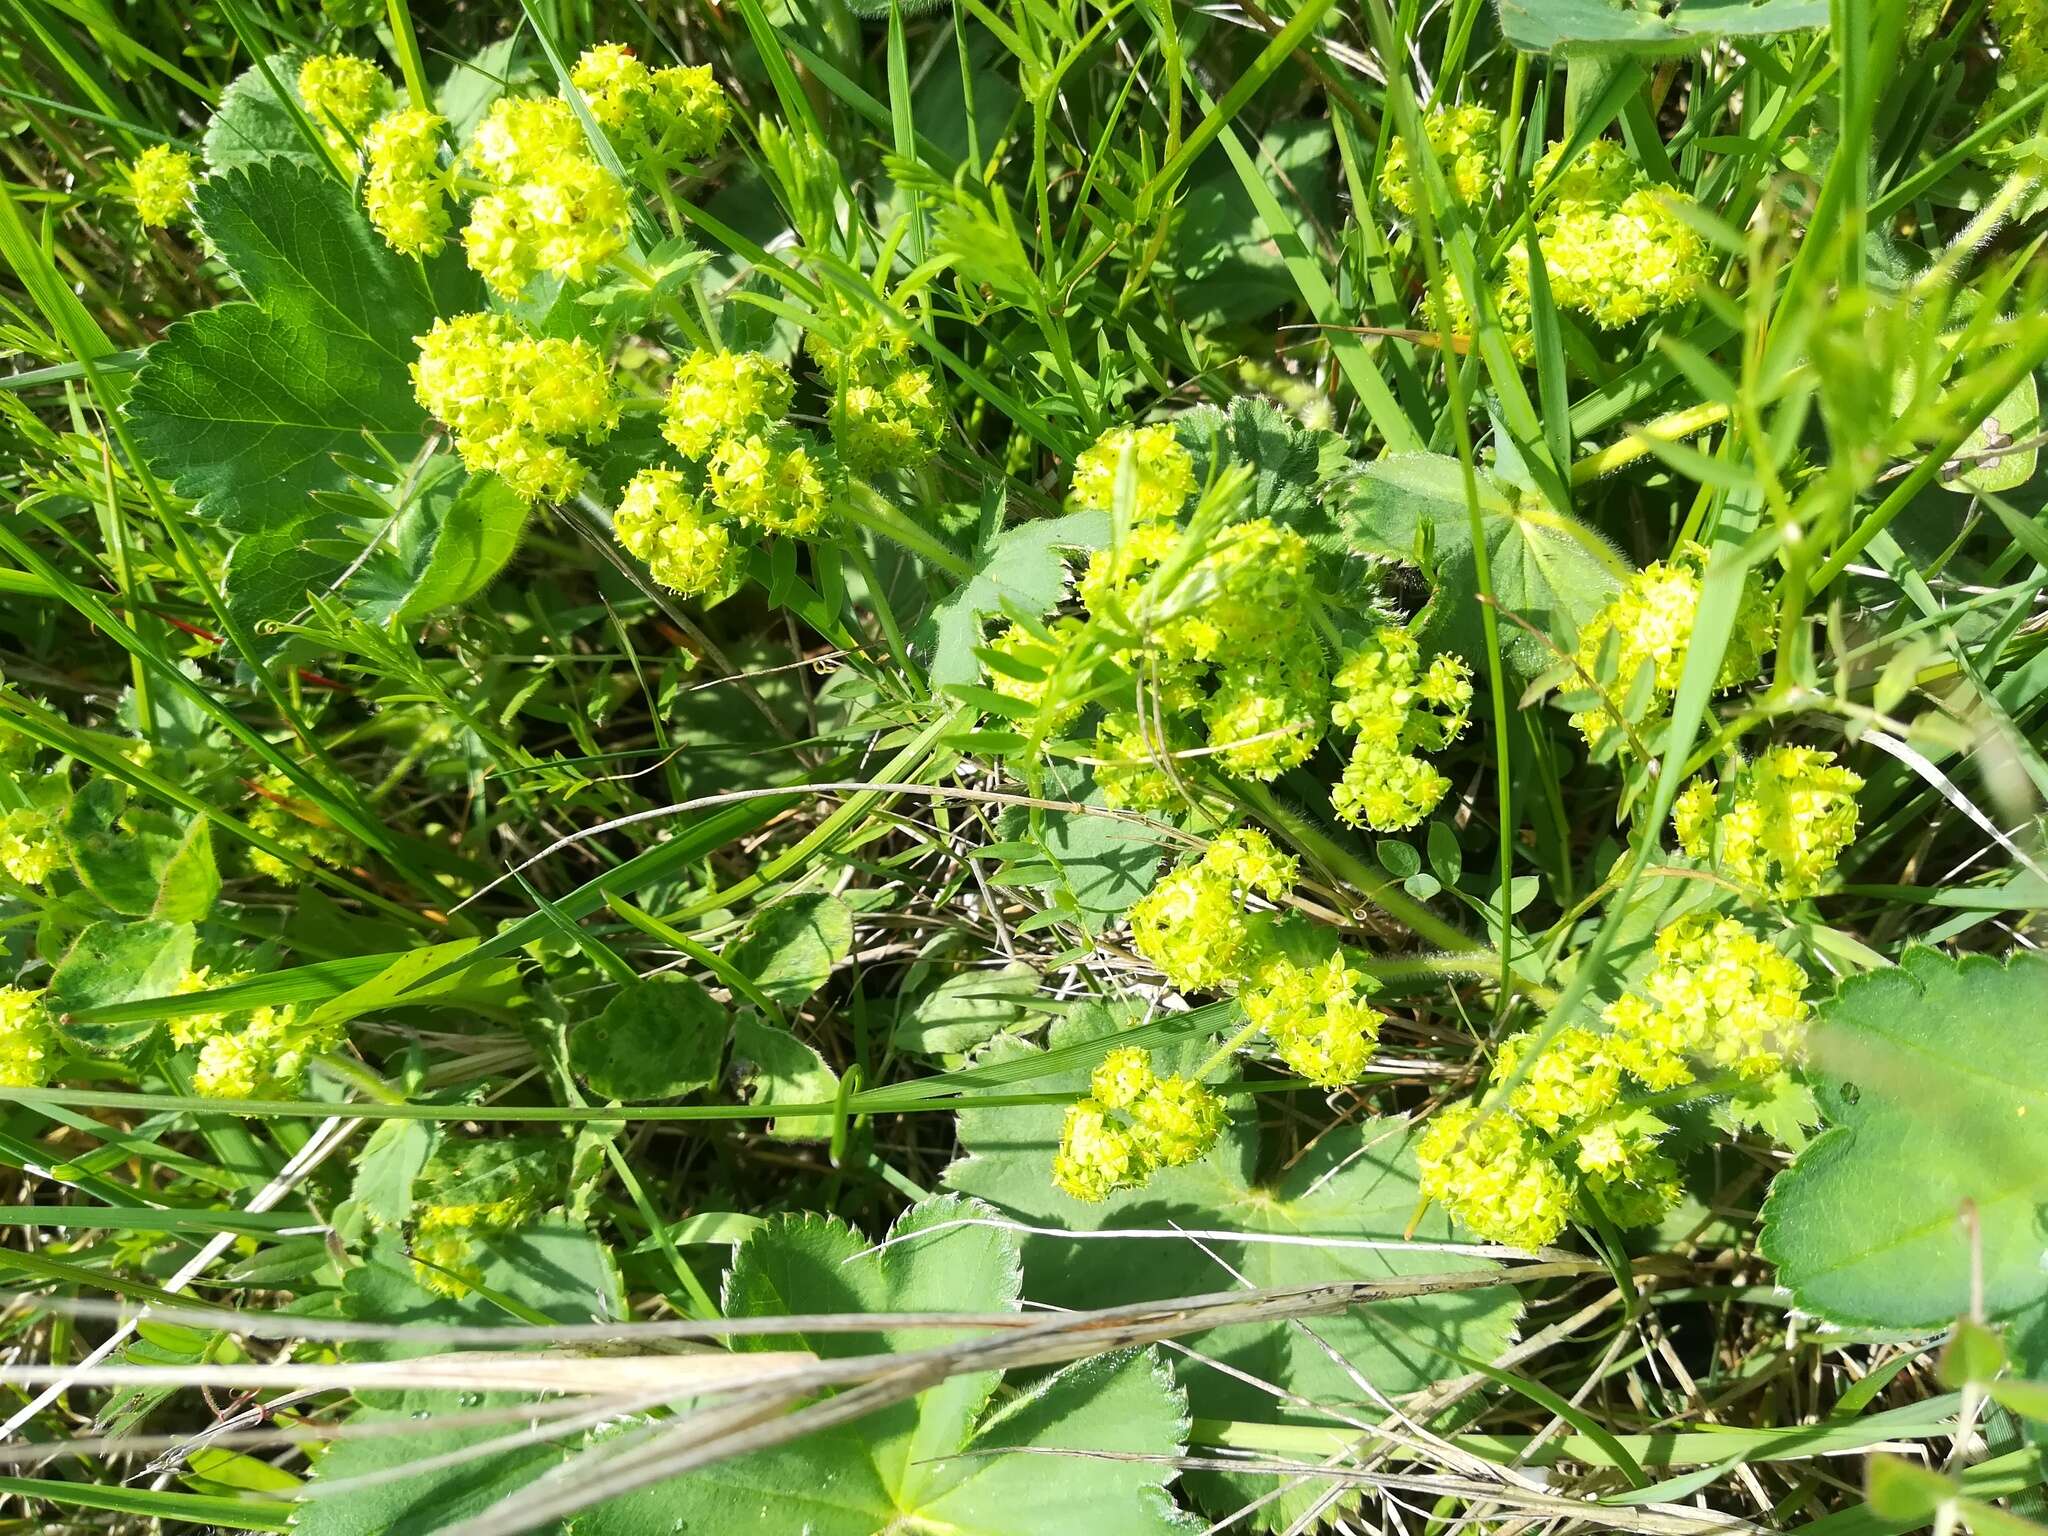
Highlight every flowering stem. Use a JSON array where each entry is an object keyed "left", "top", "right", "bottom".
[
  {"left": 1570, "top": 400, "right": 1733, "bottom": 485},
  {"left": 845, "top": 484, "right": 975, "bottom": 581},
  {"left": 1195, "top": 1017, "right": 1266, "bottom": 1081}
]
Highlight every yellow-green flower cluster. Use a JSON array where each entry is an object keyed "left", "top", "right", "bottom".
[
  {"left": 828, "top": 364, "right": 944, "bottom": 475},
  {"left": 1380, "top": 103, "right": 1499, "bottom": 216},
  {"left": 1329, "top": 625, "right": 1472, "bottom": 832},
  {"left": 984, "top": 618, "right": 1085, "bottom": 728},
  {"left": 297, "top": 53, "right": 393, "bottom": 163},
  {"left": 461, "top": 96, "right": 629, "bottom": 296},
  {"left": 611, "top": 469, "right": 734, "bottom": 598},
  {"left": 246, "top": 774, "right": 357, "bottom": 885},
  {"left": 662, "top": 351, "right": 794, "bottom": 459},
  {"left": 1514, "top": 139, "right": 1714, "bottom": 330},
  {"left": 362, "top": 109, "right": 452, "bottom": 256},
  {"left": 1603, "top": 915, "right": 1811, "bottom": 1089},
  {"left": 1069, "top": 438, "right": 1333, "bottom": 793},
  {"left": 1239, "top": 947, "right": 1384, "bottom": 1088},
  {"left": 0, "top": 987, "right": 58, "bottom": 1089},
  {"left": 127, "top": 145, "right": 197, "bottom": 228},
  {"left": 1050, "top": 1045, "right": 1226, "bottom": 1201},
  {"left": 1416, "top": 1103, "right": 1574, "bottom": 1250},
  {"left": 409, "top": 1137, "right": 558, "bottom": 1296},
  {"left": 1674, "top": 746, "right": 1863, "bottom": 899},
  {"left": 1418, "top": 1027, "right": 1683, "bottom": 1250},
  {"left": 1991, "top": 0, "right": 2048, "bottom": 90},
  {"left": 1127, "top": 832, "right": 1386, "bottom": 1099},
  {"left": 1129, "top": 828, "right": 1296, "bottom": 991},
  {"left": 1070, "top": 424, "right": 1199, "bottom": 522},
  {"left": 1423, "top": 914, "right": 1812, "bottom": 1246},
  {"left": 570, "top": 45, "right": 731, "bottom": 166},
  {"left": 613, "top": 348, "right": 841, "bottom": 590},
  {"left": 169, "top": 966, "right": 343, "bottom": 1100},
  {"left": 0, "top": 807, "right": 61, "bottom": 887},
  {"left": 412, "top": 313, "right": 617, "bottom": 502},
  {"left": 1567, "top": 542, "right": 1773, "bottom": 748}
]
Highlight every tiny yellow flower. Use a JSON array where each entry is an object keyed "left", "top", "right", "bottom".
[
  {"left": 1380, "top": 103, "right": 1499, "bottom": 216},
  {"left": 0, "top": 807, "right": 61, "bottom": 887},
  {"left": 1675, "top": 746, "right": 1864, "bottom": 898},
  {"left": 707, "top": 429, "right": 834, "bottom": 535},
  {"left": 1416, "top": 1103, "right": 1572, "bottom": 1250},
  {"left": 662, "top": 350, "right": 794, "bottom": 460}
]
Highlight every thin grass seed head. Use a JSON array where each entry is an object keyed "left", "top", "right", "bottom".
[
  {"left": 1675, "top": 746, "right": 1864, "bottom": 898},
  {"left": 362, "top": 109, "right": 453, "bottom": 256},
  {"left": 296, "top": 54, "right": 393, "bottom": 161},
  {"left": 612, "top": 469, "right": 736, "bottom": 598},
  {"left": 0, "top": 986, "right": 57, "bottom": 1090},
  {"left": 127, "top": 144, "right": 197, "bottom": 228},
  {"left": 1380, "top": 102, "right": 1499, "bottom": 216}
]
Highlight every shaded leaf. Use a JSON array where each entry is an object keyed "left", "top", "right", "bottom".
[
  {"left": 48, "top": 919, "right": 196, "bottom": 1053},
  {"left": 893, "top": 961, "right": 1042, "bottom": 1056},
  {"left": 726, "top": 893, "right": 853, "bottom": 1007},
  {"left": 1761, "top": 949, "right": 2048, "bottom": 1331},
  {"left": 569, "top": 976, "right": 728, "bottom": 1101},
  {"left": 923, "top": 509, "right": 1109, "bottom": 687},
  {"left": 1497, "top": 0, "right": 1827, "bottom": 54},
  {"left": 732, "top": 1015, "right": 840, "bottom": 1141}
]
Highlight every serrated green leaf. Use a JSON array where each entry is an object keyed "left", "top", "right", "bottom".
[
  {"left": 395, "top": 472, "right": 532, "bottom": 619},
  {"left": 571, "top": 1195, "right": 1195, "bottom": 1536},
  {"left": 922, "top": 509, "right": 1109, "bottom": 687},
  {"left": 569, "top": 976, "right": 728, "bottom": 1102},
  {"left": 944, "top": 1004, "right": 1520, "bottom": 1532},
  {"left": 1497, "top": 0, "right": 1827, "bottom": 55},
  {"left": 48, "top": 919, "right": 196, "bottom": 1053},
  {"left": 1175, "top": 395, "right": 1347, "bottom": 545},
  {"left": 725, "top": 893, "right": 854, "bottom": 1007},
  {"left": 1337, "top": 452, "right": 1625, "bottom": 676},
  {"left": 126, "top": 159, "right": 478, "bottom": 536},
  {"left": 732, "top": 1015, "right": 840, "bottom": 1140},
  {"left": 1761, "top": 949, "right": 2048, "bottom": 1331},
  {"left": 201, "top": 51, "right": 318, "bottom": 171}
]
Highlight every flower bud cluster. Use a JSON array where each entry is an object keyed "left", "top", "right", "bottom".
[
  {"left": 1379, "top": 103, "right": 1499, "bottom": 216},
  {"left": 353, "top": 43, "right": 729, "bottom": 293},
  {"left": 128, "top": 145, "right": 197, "bottom": 228},
  {"left": 1567, "top": 541, "right": 1773, "bottom": 749},
  {"left": 570, "top": 45, "right": 731, "bottom": 169},
  {"left": 0, "top": 806, "right": 61, "bottom": 887},
  {"left": 1674, "top": 746, "right": 1863, "bottom": 898},
  {"left": 1127, "top": 830, "right": 1386, "bottom": 1093},
  {"left": 412, "top": 313, "right": 617, "bottom": 502},
  {"left": 1512, "top": 140, "right": 1715, "bottom": 330},
  {"left": 1419, "top": 914, "right": 1813, "bottom": 1247},
  {"left": 297, "top": 53, "right": 393, "bottom": 165},
  {"left": 169, "top": 966, "right": 345, "bottom": 1101},
  {"left": 1329, "top": 625, "right": 1472, "bottom": 832},
  {"left": 408, "top": 1137, "right": 560, "bottom": 1296},
  {"left": 1050, "top": 1045, "right": 1227, "bottom": 1202},
  {"left": 0, "top": 987, "right": 58, "bottom": 1089},
  {"left": 245, "top": 773, "right": 359, "bottom": 885},
  {"left": 614, "top": 349, "right": 840, "bottom": 595}
]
